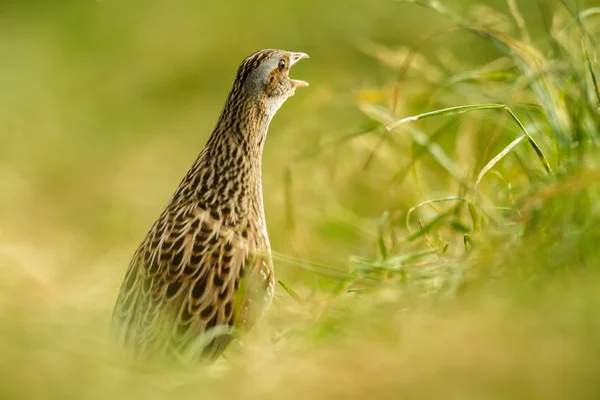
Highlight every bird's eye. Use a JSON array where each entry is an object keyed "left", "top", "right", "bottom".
[{"left": 278, "top": 59, "right": 286, "bottom": 70}]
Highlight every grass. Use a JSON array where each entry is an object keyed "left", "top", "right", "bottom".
[{"left": 2, "top": 0, "right": 600, "bottom": 398}]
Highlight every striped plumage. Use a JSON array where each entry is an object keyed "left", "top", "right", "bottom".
[{"left": 111, "top": 49, "right": 309, "bottom": 361}]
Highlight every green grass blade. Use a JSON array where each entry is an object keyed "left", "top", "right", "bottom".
[
  {"left": 537, "top": 0, "right": 561, "bottom": 55},
  {"left": 391, "top": 118, "right": 461, "bottom": 186},
  {"left": 464, "top": 234, "right": 474, "bottom": 251},
  {"left": 352, "top": 249, "right": 437, "bottom": 272},
  {"left": 560, "top": 7, "right": 600, "bottom": 34},
  {"left": 404, "top": 124, "right": 466, "bottom": 184},
  {"left": 359, "top": 102, "right": 465, "bottom": 184},
  {"left": 278, "top": 280, "right": 303, "bottom": 304},
  {"left": 559, "top": 0, "right": 597, "bottom": 46},
  {"left": 507, "top": 0, "right": 530, "bottom": 43},
  {"left": 378, "top": 211, "right": 390, "bottom": 260},
  {"left": 386, "top": 104, "right": 553, "bottom": 176},
  {"left": 405, "top": 196, "right": 470, "bottom": 232},
  {"left": 474, "top": 134, "right": 526, "bottom": 195},
  {"left": 467, "top": 202, "right": 479, "bottom": 231},
  {"left": 504, "top": 108, "right": 553, "bottom": 175},
  {"left": 406, "top": 208, "right": 456, "bottom": 242},
  {"left": 386, "top": 104, "right": 506, "bottom": 130},
  {"left": 180, "top": 325, "right": 238, "bottom": 362},
  {"left": 582, "top": 38, "right": 600, "bottom": 107}
]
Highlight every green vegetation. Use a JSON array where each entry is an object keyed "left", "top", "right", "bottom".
[{"left": 2, "top": 0, "right": 600, "bottom": 398}]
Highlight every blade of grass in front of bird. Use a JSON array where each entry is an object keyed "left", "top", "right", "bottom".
[
  {"left": 180, "top": 325, "right": 239, "bottom": 363},
  {"left": 278, "top": 280, "right": 303, "bottom": 304}
]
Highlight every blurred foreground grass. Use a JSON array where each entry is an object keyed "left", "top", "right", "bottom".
[{"left": 2, "top": 0, "right": 600, "bottom": 398}]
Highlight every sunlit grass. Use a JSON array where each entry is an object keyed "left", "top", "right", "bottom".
[{"left": 2, "top": 0, "right": 600, "bottom": 398}]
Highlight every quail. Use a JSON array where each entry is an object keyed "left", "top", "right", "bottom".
[{"left": 111, "top": 49, "right": 309, "bottom": 361}]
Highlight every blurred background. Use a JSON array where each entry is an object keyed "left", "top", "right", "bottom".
[{"left": 2, "top": 0, "right": 600, "bottom": 398}]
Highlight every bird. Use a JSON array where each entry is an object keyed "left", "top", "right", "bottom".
[{"left": 111, "top": 49, "right": 309, "bottom": 361}]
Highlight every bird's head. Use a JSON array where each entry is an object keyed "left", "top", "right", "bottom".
[{"left": 234, "top": 49, "right": 309, "bottom": 114}]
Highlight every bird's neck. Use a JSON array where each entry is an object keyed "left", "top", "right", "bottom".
[
  {"left": 181, "top": 95, "right": 275, "bottom": 225},
  {"left": 208, "top": 92, "right": 274, "bottom": 160}
]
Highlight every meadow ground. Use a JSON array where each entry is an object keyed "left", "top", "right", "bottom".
[{"left": 2, "top": 0, "right": 600, "bottom": 398}]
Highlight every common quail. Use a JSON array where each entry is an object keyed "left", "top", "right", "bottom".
[{"left": 111, "top": 49, "right": 309, "bottom": 361}]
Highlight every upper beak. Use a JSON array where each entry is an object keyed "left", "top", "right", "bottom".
[
  {"left": 289, "top": 52, "right": 309, "bottom": 88},
  {"left": 290, "top": 52, "right": 309, "bottom": 66}
]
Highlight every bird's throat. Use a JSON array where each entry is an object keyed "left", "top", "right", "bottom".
[
  {"left": 211, "top": 96, "right": 275, "bottom": 158},
  {"left": 190, "top": 98, "right": 274, "bottom": 224}
]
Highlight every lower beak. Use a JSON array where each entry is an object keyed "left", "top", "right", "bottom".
[
  {"left": 291, "top": 79, "right": 309, "bottom": 88},
  {"left": 289, "top": 52, "right": 309, "bottom": 88}
]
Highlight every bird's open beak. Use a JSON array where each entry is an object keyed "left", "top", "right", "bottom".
[{"left": 289, "top": 52, "right": 309, "bottom": 88}]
